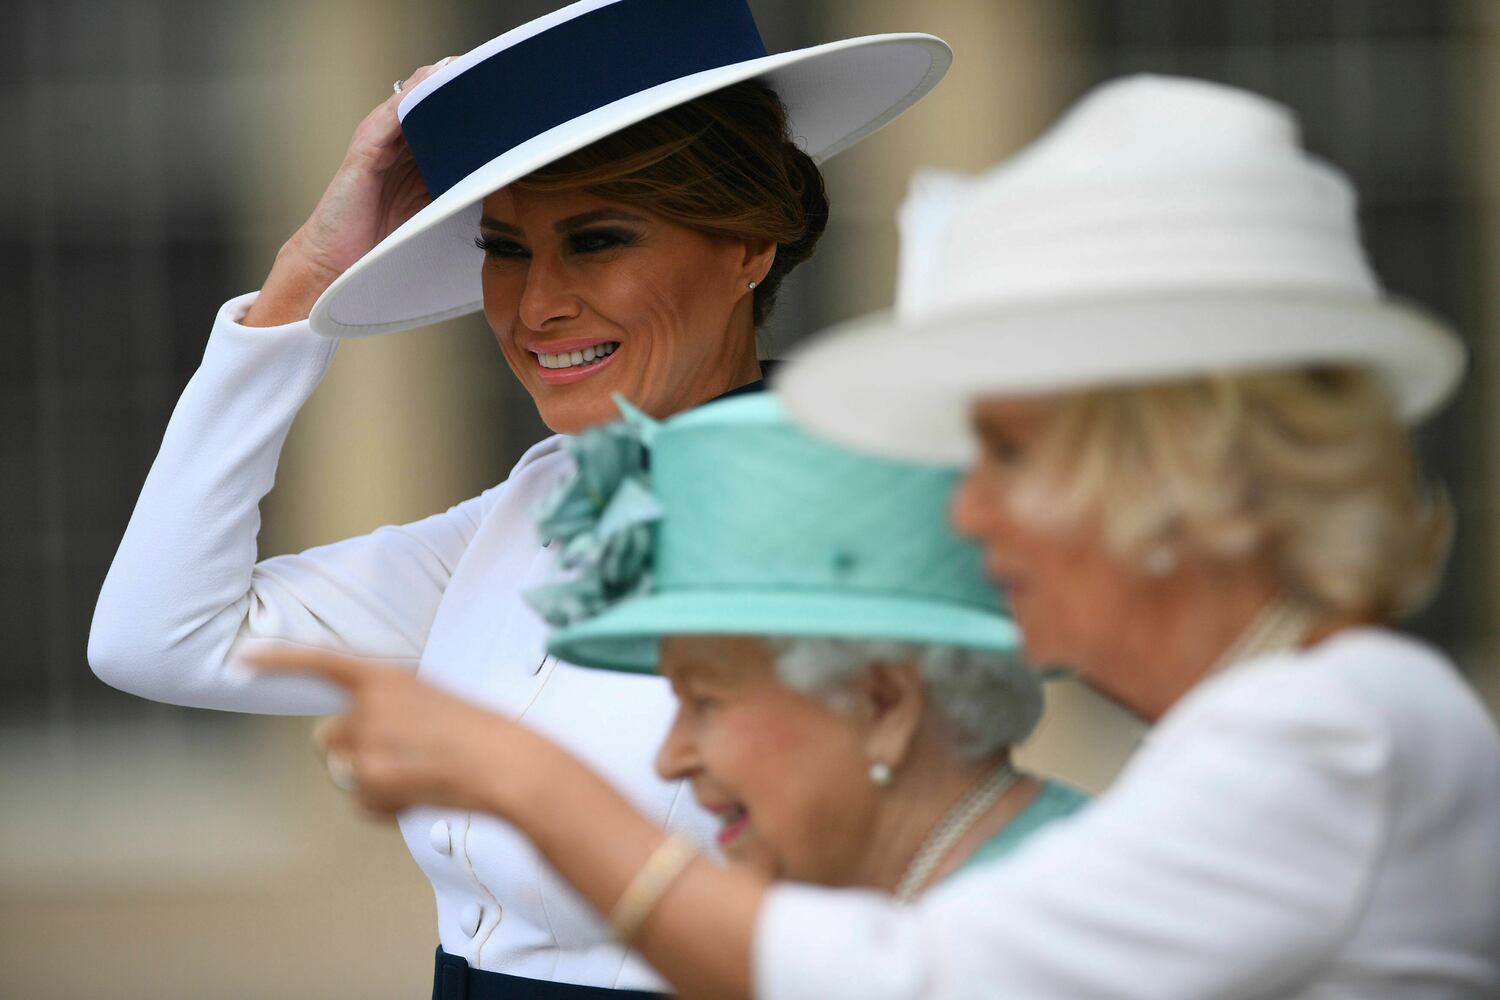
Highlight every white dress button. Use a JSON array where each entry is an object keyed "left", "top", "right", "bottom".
[
  {"left": 459, "top": 901, "right": 483, "bottom": 938},
  {"left": 429, "top": 819, "right": 452, "bottom": 856}
]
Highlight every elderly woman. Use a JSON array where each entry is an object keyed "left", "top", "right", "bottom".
[
  {"left": 767, "top": 74, "right": 1500, "bottom": 997},
  {"left": 253, "top": 393, "right": 1084, "bottom": 985},
  {"left": 85, "top": 0, "right": 953, "bottom": 994},
  {"left": 265, "top": 74, "right": 1499, "bottom": 999},
  {"left": 529, "top": 394, "right": 1086, "bottom": 896}
]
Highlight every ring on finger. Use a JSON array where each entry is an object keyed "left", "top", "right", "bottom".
[
  {"left": 392, "top": 79, "right": 404, "bottom": 95},
  {"left": 326, "top": 750, "right": 358, "bottom": 793}
]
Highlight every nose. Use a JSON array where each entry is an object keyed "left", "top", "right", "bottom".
[
  {"left": 654, "top": 706, "right": 700, "bottom": 782},
  {"left": 950, "top": 466, "right": 988, "bottom": 540},
  {"left": 517, "top": 253, "right": 582, "bottom": 330}
]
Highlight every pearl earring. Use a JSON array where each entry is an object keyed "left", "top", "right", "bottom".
[
  {"left": 747, "top": 280, "right": 758, "bottom": 290},
  {"left": 869, "top": 761, "right": 892, "bottom": 787}
]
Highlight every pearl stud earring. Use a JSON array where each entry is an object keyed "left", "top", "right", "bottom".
[
  {"left": 747, "top": 280, "right": 758, "bottom": 290},
  {"left": 869, "top": 761, "right": 893, "bottom": 787}
]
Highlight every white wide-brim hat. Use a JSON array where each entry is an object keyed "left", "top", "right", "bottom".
[
  {"left": 776, "top": 74, "right": 1467, "bottom": 465},
  {"left": 309, "top": 0, "right": 952, "bottom": 338}
]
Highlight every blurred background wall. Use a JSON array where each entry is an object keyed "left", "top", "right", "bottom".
[{"left": 3, "top": 1, "right": 1495, "bottom": 996}]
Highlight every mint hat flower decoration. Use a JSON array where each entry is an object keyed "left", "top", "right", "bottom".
[
  {"left": 526, "top": 396, "right": 663, "bottom": 628},
  {"left": 525, "top": 393, "right": 1021, "bottom": 676}
]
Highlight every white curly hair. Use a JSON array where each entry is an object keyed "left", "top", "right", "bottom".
[{"left": 769, "top": 638, "right": 1044, "bottom": 762}]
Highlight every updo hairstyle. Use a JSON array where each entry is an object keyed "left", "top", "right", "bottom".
[{"left": 514, "top": 80, "right": 829, "bottom": 327}]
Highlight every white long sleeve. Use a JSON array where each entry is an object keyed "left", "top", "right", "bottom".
[
  {"left": 87, "top": 295, "right": 716, "bottom": 987},
  {"left": 755, "top": 630, "right": 1500, "bottom": 999},
  {"left": 89, "top": 292, "right": 483, "bottom": 714}
]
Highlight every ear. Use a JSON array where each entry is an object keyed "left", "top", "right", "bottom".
[
  {"left": 736, "top": 236, "right": 777, "bottom": 291},
  {"left": 849, "top": 661, "right": 926, "bottom": 772}
]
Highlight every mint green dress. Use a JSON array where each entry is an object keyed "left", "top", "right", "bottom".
[{"left": 951, "top": 780, "right": 1090, "bottom": 878}]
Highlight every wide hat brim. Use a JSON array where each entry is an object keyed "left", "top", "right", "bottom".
[
  {"left": 776, "top": 288, "right": 1468, "bottom": 466},
  {"left": 547, "top": 588, "right": 1022, "bottom": 675},
  {"left": 310, "top": 34, "right": 950, "bottom": 339}
]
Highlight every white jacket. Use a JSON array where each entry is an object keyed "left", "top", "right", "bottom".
[
  {"left": 89, "top": 293, "right": 715, "bottom": 990},
  {"left": 755, "top": 629, "right": 1500, "bottom": 999}
]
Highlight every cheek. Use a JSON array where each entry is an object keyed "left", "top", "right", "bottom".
[
  {"left": 615, "top": 261, "right": 726, "bottom": 357},
  {"left": 707, "top": 704, "right": 867, "bottom": 878},
  {"left": 724, "top": 833, "right": 782, "bottom": 881},
  {"left": 957, "top": 466, "right": 1023, "bottom": 548},
  {"left": 618, "top": 235, "right": 743, "bottom": 346},
  {"left": 611, "top": 270, "right": 689, "bottom": 339},
  {"left": 985, "top": 518, "right": 1078, "bottom": 647},
  {"left": 481, "top": 269, "right": 525, "bottom": 347},
  {"left": 1014, "top": 543, "right": 1136, "bottom": 668},
  {"left": 703, "top": 708, "right": 809, "bottom": 808}
]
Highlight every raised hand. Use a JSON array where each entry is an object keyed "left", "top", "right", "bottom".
[
  {"left": 245, "top": 645, "right": 539, "bottom": 818},
  {"left": 243, "top": 57, "right": 452, "bottom": 327}
]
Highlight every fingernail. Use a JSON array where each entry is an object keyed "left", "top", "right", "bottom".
[{"left": 438, "top": 55, "right": 456, "bottom": 68}]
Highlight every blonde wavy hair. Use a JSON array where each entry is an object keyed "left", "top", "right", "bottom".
[{"left": 1008, "top": 367, "right": 1451, "bottom": 623}]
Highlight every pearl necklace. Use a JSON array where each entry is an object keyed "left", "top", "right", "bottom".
[
  {"left": 1207, "top": 596, "right": 1314, "bottom": 676},
  {"left": 889, "top": 602, "right": 1306, "bottom": 905},
  {"left": 893, "top": 761, "right": 1019, "bottom": 905}
]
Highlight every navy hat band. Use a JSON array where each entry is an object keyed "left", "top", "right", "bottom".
[{"left": 400, "top": 0, "right": 769, "bottom": 199}]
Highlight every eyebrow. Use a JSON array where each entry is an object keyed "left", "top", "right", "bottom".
[
  {"left": 477, "top": 216, "right": 523, "bottom": 237},
  {"left": 478, "top": 209, "right": 649, "bottom": 237}
]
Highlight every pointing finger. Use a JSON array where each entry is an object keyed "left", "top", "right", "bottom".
[{"left": 242, "top": 645, "right": 377, "bottom": 688}]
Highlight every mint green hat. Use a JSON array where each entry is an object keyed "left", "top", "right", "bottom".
[{"left": 528, "top": 393, "right": 1019, "bottom": 673}]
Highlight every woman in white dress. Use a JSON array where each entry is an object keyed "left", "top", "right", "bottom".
[
  {"left": 257, "top": 74, "right": 1500, "bottom": 998},
  {"left": 85, "top": 1, "right": 953, "bottom": 995}
]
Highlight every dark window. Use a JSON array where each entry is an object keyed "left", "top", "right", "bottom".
[{"left": 1083, "top": 0, "right": 1482, "bottom": 658}]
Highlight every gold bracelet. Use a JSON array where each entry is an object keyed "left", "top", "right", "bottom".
[{"left": 608, "top": 834, "right": 698, "bottom": 945}]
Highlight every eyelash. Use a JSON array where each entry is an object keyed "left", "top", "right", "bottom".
[{"left": 472, "top": 228, "right": 639, "bottom": 260}]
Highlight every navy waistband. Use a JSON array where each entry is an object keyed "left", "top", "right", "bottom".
[{"left": 433, "top": 947, "right": 669, "bottom": 1000}]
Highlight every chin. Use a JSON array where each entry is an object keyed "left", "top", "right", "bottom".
[
  {"left": 735, "top": 854, "right": 779, "bottom": 882},
  {"left": 1012, "top": 613, "right": 1058, "bottom": 662},
  {"left": 723, "top": 839, "right": 781, "bottom": 881},
  {"left": 1074, "top": 665, "right": 1146, "bottom": 718},
  {"left": 1018, "top": 632, "right": 1062, "bottom": 664},
  {"left": 532, "top": 391, "right": 634, "bottom": 435}
]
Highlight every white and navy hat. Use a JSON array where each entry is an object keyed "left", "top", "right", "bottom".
[
  {"left": 778, "top": 75, "right": 1466, "bottom": 465},
  {"left": 309, "top": 0, "right": 952, "bottom": 339}
]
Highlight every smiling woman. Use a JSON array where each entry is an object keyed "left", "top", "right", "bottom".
[
  {"left": 84, "top": 0, "right": 954, "bottom": 995},
  {"left": 478, "top": 187, "right": 768, "bottom": 430},
  {"left": 476, "top": 80, "right": 828, "bottom": 430},
  {"left": 652, "top": 633, "right": 1056, "bottom": 893}
]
